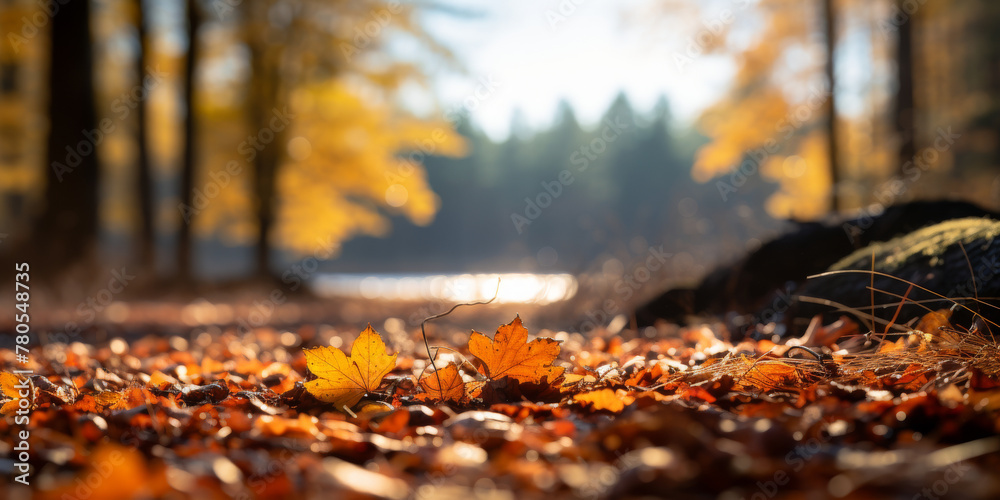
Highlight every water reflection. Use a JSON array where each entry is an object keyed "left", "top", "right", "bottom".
[{"left": 310, "top": 273, "right": 578, "bottom": 305}]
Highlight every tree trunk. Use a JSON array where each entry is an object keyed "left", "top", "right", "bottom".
[
  {"left": 894, "top": 0, "right": 917, "bottom": 177},
  {"left": 177, "top": 0, "right": 201, "bottom": 280},
  {"left": 249, "top": 46, "right": 283, "bottom": 279},
  {"left": 30, "top": 0, "right": 100, "bottom": 279},
  {"left": 135, "top": 0, "right": 155, "bottom": 273},
  {"left": 822, "top": 0, "right": 841, "bottom": 212}
]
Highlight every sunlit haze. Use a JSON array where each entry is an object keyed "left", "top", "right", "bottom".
[{"left": 419, "top": 0, "right": 734, "bottom": 140}]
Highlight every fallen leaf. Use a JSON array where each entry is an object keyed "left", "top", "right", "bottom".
[
  {"left": 304, "top": 325, "right": 397, "bottom": 410},
  {"left": 916, "top": 309, "right": 953, "bottom": 334},
  {"left": 680, "top": 385, "right": 717, "bottom": 403},
  {"left": 41, "top": 443, "right": 151, "bottom": 500},
  {"left": 575, "top": 388, "right": 626, "bottom": 413},
  {"left": 468, "top": 316, "right": 564, "bottom": 384},
  {"left": 878, "top": 337, "right": 907, "bottom": 353},
  {"left": 148, "top": 370, "right": 178, "bottom": 388},
  {"left": 418, "top": 363, "right": 465, "bottom": 403},
  {"left": 354, "top": 401, "right": 395, "bottom": 421},
  {"left": 1, "top": 372, "right": 27, "bottom": 416},
  {"left": 739, "top": 359, "right": 801, "bottom": 391},
  {"left": 95, "top": 391, "right": 127, "bottom": 411}
]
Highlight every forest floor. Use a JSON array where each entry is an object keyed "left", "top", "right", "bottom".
[{"left": 3, "top": 296, "right": 1000, "bottom": 499}]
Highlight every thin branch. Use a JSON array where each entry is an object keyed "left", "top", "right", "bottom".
[{"left": 420, "top": 278, "right": 500, "bottom": 396}]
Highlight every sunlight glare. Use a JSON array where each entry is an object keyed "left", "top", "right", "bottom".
[{"left": 312, "top": 273, "right": 577, "bottom": 304}]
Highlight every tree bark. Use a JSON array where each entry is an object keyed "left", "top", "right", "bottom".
[
  {"left": 30, "top": 0, "right": 100, "bottom": 280},
  {"left": 249, "top": 45, "right": 283, "bottom": 279},
  {"left": 893, "top": 0, "right": 917, "bottom": 177},
  {"left": 135, "top": 0, "right": 155, "bottom": 273},
  {"left": 822, "top": 0, "right": 841, "bottom": 212},
  {"left": 177, "top": 0, "right": 201, "bottom": 280}
]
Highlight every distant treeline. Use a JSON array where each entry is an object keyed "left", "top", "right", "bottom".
[{"left": 327, "top": 94, "right": 786, "bottom": 276}]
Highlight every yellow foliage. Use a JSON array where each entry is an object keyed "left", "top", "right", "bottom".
[
  {"left": 693, "top": 87, "right": 791, "bottom": 181},
  {"left": 760, "top": 132, "right": 831, "bottom": 219},
  {"left": 688, "top": 1, "right": 832, "bottom": 217},
  {"left": 275, "top": 81, "right": 466, "bottom": 255}
]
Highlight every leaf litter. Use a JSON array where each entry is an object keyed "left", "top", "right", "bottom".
[{"left": 3, "top": 280, "right": 1000, "bottom": 498}]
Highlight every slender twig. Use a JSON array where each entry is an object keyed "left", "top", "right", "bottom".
[
  {"left": 420, "top": 278, "right": 500, "bottom": 395},
  {"left": 958, "top": 241, "right": 996, "bottom": 343},
  {"left": 882, "top": 284, "right": 913, "bottom": 337},
  {"left": 784, "top": 345, "right": 827, "bottom": 362},
  {"left": 415, "top": 345, "right": 480, "bottom": 381},
  {"left": 808, "top": 269, "right": 1000, "bottom": 332},
  {"left": 870, "top": 249, "right": 876, "bottom": 334},
  {"left": 795, "top": 295, "right": 909, "bottom": 332}
]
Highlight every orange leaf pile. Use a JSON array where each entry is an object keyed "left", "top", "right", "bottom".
[
  {"left": 303, "top": 324, "right": 397, "bottom": 410},
  {"left": 6, "top": 307, "right": 1000, "bottom": 498}
]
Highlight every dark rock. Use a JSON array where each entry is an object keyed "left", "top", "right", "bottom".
[
  {"left": 634, "top": 200, "right": 999, "bottom": 337},
  {"left": 795, "top": 217, "right": 1000, "bottom": 332}
]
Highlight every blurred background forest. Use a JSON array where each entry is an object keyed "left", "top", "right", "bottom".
[{"left": 2, "top": 0, "right": 1000, "bottom": 324}]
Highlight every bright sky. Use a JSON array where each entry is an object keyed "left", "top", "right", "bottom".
[{"left": 418, "top": 1, "right": 736, "bottom": 140}]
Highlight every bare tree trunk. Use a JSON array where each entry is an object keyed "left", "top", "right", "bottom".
[
  {"left": 29, "top": 0, "right": 100, "bottom": 280},
  {"left": 894, "top": 0, "right": 917, "bottom": 177},
  {"left": 135, "top": 0, "right": 155, "bottom": 273},
  {"left": 249, "top": 45, "right": 283, "bottom": 279},
  {"left": 822, "top": 0, "right": 841, "bottom": 212},
  {"left": 177, "top": 0, "right": 201, "bottom": 280}
]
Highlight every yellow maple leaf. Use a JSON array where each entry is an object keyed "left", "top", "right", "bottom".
[
  {"left": 303, "top": 324, "right": 397, "bottom": 410},
  {"left": 468, "top": 316, "right": 564, "bottom": 384},
  {"left": 417, "top": 363, "right": 465, "bottom": 403}
]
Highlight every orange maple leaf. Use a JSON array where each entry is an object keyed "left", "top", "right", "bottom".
[
  {"left": 575, "top": 388, "right": 628, "bottom": 413},
  {"left": 739, "top": 358, "right": 801, "bottom": 391},
  {"left": 0, "top": 372, "right": 28, "bottom": 416},
  {"left": 468, "top": 316, "right": 564, "bottom": 384},
  {"left": 95, "top": 391, "right": 128, "bottom": 411},
  {"left": 418, "top": 363, "right": 465, "bottom": 403},
  {"left": 303, "top": 324, "right": 397, "bottom": 411}
]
